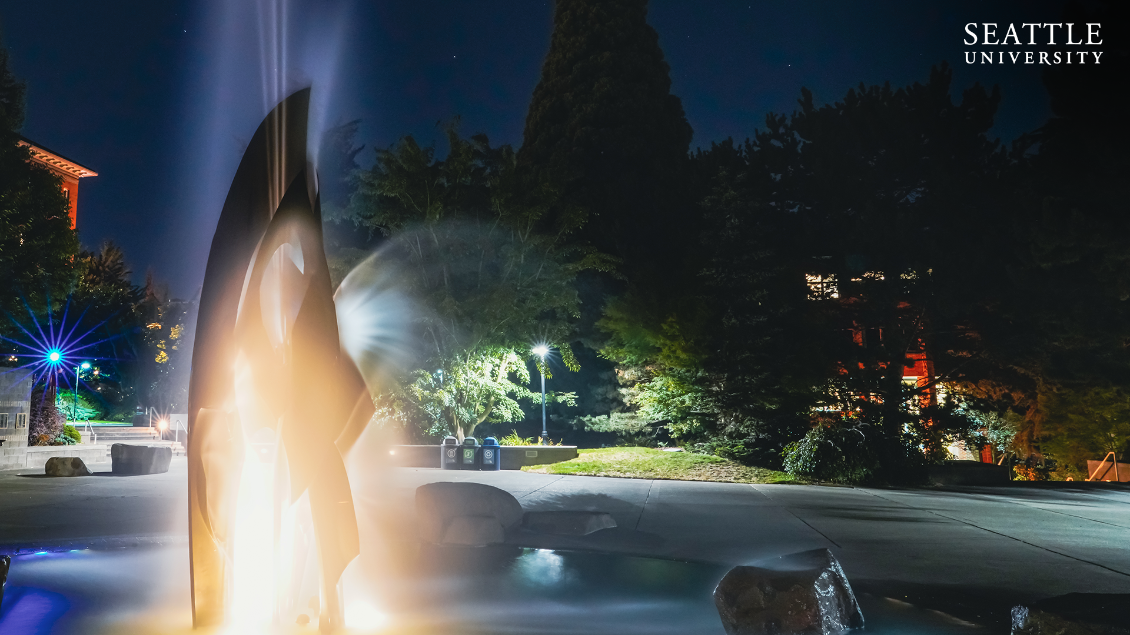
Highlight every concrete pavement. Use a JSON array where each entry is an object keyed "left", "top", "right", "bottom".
[
  {"left": 2, "top": 459, "right": 1128, "bottom": 629},
  {"left": 0, "top": 459, "right": 187, "bottom": 551},
  {"left": 371, "top": 468, "right": 1130, "bottom": 627}
]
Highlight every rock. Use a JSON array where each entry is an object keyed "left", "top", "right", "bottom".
[
  {"left": 714, "top": 548, "right": 863, "bottom": 635},
  {"left": 111, "top": 444, "right": 172, "bottom": 475},
  {"left": 415, "top": 482, "right": 523, "bottom": 546},
  {"left": 1, "top": 554, "right": 9, "bottom": 616},
  {"left": 1012, "top": 593, "right": 1130, "bottom": 635},
  {"left": 522, "top": 511, "right": 617, "bottom": 536},
  {"left": 44, "top": 456, "right": 92, "bottom": 477}
]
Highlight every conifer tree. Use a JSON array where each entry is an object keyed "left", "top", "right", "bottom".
[
  {"left": 518, "top": 0, "right": 693, "bottom": 261},
  {"left": 0, "top": 36, "right": 78, "bottom": 321}
]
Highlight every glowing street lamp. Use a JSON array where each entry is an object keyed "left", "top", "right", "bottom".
[
  {"left": 532, "top": 345, "right": 550, "bottom": 443},
  {"left": 47, "top": 350, "right": 61, "bottom": 363},
  {"left": 73, "top": 361, "right": 91, "bottom": 421}
]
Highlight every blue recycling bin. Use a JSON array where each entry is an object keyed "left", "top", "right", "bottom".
[
  {"left": 479, "top": 437, "right": 501, "bottom": 471},
  {"left": 441, "top": 436, "right": 460, "bottom": 470},
  {"left": 460, "top": 437, "right": 480, "bottom": 470}
]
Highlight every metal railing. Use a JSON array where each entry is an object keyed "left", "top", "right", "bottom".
[
  {"left": 1086, "top": 451, "right": 1121, "bottom": 482},
  {"left": 173, "top": 417, "right": 187, "bottom": 448}
]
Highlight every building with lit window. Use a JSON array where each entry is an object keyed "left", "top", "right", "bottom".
[
  {"left": 0, "top": 370, "right": 33, "bottom": 469},
  {"left": 18, "top": 137, "right": 98, "bottom": 228}
]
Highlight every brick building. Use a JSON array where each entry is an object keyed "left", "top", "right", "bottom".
[{"left": 18, "top": 136, "right": 98, "bottom": 228}]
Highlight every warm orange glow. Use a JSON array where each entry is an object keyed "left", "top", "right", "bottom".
[
  {"left": 229, "top": 443, "right": 278, "bottom": 629},
  {"left": 156, "top": 419, "right": 168, "bottom": 432},
  {"left": 345, "top": 599, "right": 389, "bottom": 630}
]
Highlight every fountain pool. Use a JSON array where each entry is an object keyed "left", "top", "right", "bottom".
[{"left": 0, "top": 544, "right": 989, "bottom": 635}]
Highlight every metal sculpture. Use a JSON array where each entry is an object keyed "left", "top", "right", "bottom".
[{"left": 187, "top": 88, "right": 373, "bottom": 629}]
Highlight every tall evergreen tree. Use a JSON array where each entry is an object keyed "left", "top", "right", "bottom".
[
  {"left": 0, "top": 35, "right": 78, "bottom": 322},
  {"left": 518, "top": 0, "right": 693, "bottom": 264},
  {"left": 0, "top": 31, "right": 26, "bottom": 134}
]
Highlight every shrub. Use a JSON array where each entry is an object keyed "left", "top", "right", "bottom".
[
  {"left": 574, "top": 412, "right": 666, "bottom": 447},
  {"left": 53, "top": 433, "right": 77, "bottom": 446},
  {"left": 497, "top": 430, "right": 535, "bottom": 446},
  {"left": 55, "top": 392, "right": 103, "bottom": 421},
  {"left": 687, "top": 436, "right": 791, "bottom": 468},
  {"left": 29, "top": 387, "right": 65, "bottom": 445},
  {"left": 782, "top": 422, "right": 880, "bottom": 484},
  {"left": 494, "top": 430, "right": 563, "bottom": 446},
  {"left": 63, "top": 424, "right": 82, "bottom": 444}
]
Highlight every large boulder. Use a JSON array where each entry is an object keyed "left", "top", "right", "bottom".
[
  {"left": 44, "top": 456, "right": 92, "bottom": 477},
  {"left": 1012, "top": 593, "right": 1130, "bottom": 635},
  {"left": 416, "top": 482, "right": 523, "bottom": 546},
  {"left": 111, "top": 444, "right": 172, "bottom": 475},
  {"left": 714, "top": 548, "right": 863, "bottom": 635},
  {"left": 522, "top": 511, "right": 617, "bottom": 536}
]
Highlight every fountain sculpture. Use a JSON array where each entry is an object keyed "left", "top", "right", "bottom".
[{"left": 187, "top": 88, "right": 374, "bottom": 630}]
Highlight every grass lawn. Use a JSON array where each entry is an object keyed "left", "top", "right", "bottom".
[{"left": 521, "top": 447, "right": 802, "bottom": 484}]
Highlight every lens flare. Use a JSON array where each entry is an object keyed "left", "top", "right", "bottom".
[{"left": 1, "top": 297, "right": 127, "bottom": 403}]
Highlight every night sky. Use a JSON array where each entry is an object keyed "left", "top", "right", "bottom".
[{"left": 3, "top": 0, "right": 1071, "bottom": 297}]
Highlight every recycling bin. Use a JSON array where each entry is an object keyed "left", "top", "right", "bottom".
[
  {"left": 479, "top": 437, "right": 501, "bottom": 471},
  {"left": 460, "top": 437, "right": 480, "bottom": 470},
  {"left": 441, "top": 436, "right": 460, "bottom": 470}
]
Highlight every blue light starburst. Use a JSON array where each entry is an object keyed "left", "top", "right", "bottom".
[{"left": 1, "top": 297, "right": 126, "bottom": 409}]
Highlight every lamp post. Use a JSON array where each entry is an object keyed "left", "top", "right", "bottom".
[
  {"left": 74, "top": 362, "right": 90, "bottom": 421},
  {"left": 532, "top": 345, "right": 549, "bottom": 444},
  {"left": 45, "top": 350, "right": 62, "bottom": 404}
]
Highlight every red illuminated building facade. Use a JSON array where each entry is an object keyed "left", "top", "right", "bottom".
[
  {"left": 808, "top": 271, "right": 992, "bottom": 463},
  {"left": 18, "top": 137, "right": 98, "bottom": 227}
]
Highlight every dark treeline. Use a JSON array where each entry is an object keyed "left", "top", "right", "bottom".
[
  {"left": 326, "top": 0, "right": 1129, "bottom": 482},
  {"left": 3, "top": 1, "right": 1127, "bottom": 477}
]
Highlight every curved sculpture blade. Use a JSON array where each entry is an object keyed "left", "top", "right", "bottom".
[{"left": 188, "top": 88, "right": 373, "bottom": 629}]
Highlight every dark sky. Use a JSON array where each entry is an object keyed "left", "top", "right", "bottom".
[{"left": 3, "top": 0, "right": 1071, "bottom": 297}]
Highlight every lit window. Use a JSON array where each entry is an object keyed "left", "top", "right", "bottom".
[
  {"left": 850, "top": 271, "right": 885, "bottom": 283},
  {"left": 902, "top": 377, "right": 921, "bottom": 415},
  {"left": 806, "top": 273, "right": 839, "bottom": 300},
  {"left": 16, "top": 413, "right": 28, "bottom": 428}
]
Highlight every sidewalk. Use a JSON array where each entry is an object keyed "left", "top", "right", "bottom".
[{"left": 3, "top": 460, "right": 1128, "bottom": 630}]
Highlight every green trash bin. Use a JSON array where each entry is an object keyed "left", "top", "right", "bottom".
[{"left": 460, "top": 437, "right": 480, "bottom": 470}]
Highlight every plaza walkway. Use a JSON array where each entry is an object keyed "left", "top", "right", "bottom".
[{"left": 2, "top": 458, "right": 1128, "bottom": 631}]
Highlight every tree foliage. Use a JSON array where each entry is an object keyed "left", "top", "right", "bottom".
[
  {"left": 0, "top": 92, "right": 79, "bottom": 322},
  {"left": 1040, "top": 386, "right": 1130, "bottom": 475},
  {"left": 347, "top": 127, "right": 609, "bottom": 439}
]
